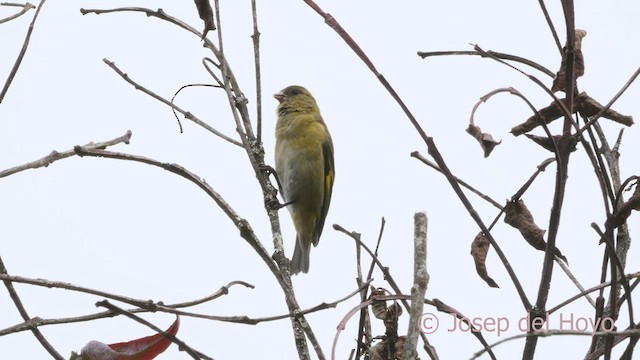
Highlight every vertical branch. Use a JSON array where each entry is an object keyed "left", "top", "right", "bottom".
[
  {"left": 196, "top": 4, "right": 312, "bottom": 358},
  {"left": 402, "top": 213, "right": 429, "bottom": 360},
  {"left": 561, "top": 0, "right": 576, "bottom": 135},
  {"left": 250, "top": 0, "right": 263, "bottom": 143},
  {"left": 524, "top": 1, "right": 576, "bottom": 358},
  {"left": 595, "top": 126, "right": 630, "bottom": 268}
]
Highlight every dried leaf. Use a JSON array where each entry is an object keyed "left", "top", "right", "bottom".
[
  {"left": 78, "top": 317, "right": 180, "bottom": 360},
  {"left": 367, "top": 336, "right": 413, "bottom": 360},
  {"left": 608, "top": 181, "right": 640, "bottom": 229},
  {"left": 383, "top": 303, "right": 402, "bottom": 336},
  {"left": 524, "top": 134, "right": 577, "bottom": 153},
  {"left": 551, "top": 30, "right": 587, "bottom": 93},
  {"left": 470, "top": 232, "right": 499, "bottom": 288},
  {"left": 504, "top": 200, "right": 567, "bottom": 262},
  {"left": 369, "top": 340, "right": 391, "bottom": 360},
  {"left": 369, "top": 341, "right": 387, "bottom": 360},
  {"left": 466, "top": 123, "right": 502, "bottom": 157},
  {"left": 194, "top": 0, "right": 216, "bottom": 39},
  {"left": 576, "top": 92, "right": 634, "bottom": 127},
  {"left": 370, "top": 287, "right": 388, "bottom": 320},
  {"left": 511, "top": 100, "right": 564, "bottom": 136},
  {"left": 512, "top": 92, "right": 633, "bottom": 137}
]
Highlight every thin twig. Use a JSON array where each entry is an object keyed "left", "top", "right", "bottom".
[
  {"left": 0, "top": 0, "right": 46, "bottom": 103},
  {"left": 536, "top": 0, "right": 563, "bottom": 53},
  {"left": 472, "top": 328, "right": 640, "bottom": 360},
  {"left": 417, "top": 50, "right": 554, "bottom": 77},
  {"left": 548, "top": 272, "right": 640, "bottom": 315},
  {"left": 411, "top": 152, "right": 502, "bottom": 210},
  {"left": 0, "top": 2, "right": 35, "bottom": 24},
  {"left": 0, "top": 257, "right": 64, "bottom": 359},
  {"left": 354, "top": 218, "right": 385, "bottom": 360},
  {"left": 162, "top": 280, "right": 254, "bottom": 308},
  {"left": 102, "top": 58, "right": 241, "bottom": 146},
  {"left": 250, "top": 0, "right": 263, "bottom": 143},
  {"left": 0, "top": 130, "right": 132, "bottom": 179},
  {"left": 0, "top": 278, "right": 370, "bottom": 336}
]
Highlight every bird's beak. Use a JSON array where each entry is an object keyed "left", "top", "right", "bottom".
[{"left": 273, "top": 92, "right": 286, "bottom": 103}]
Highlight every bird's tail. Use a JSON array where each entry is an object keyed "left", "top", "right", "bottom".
[{"left": 291, "top": 236, "right": 311, "bottom": 275}]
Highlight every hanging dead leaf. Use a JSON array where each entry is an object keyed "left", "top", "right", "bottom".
[
  {"left": 383, "top": 302, "right": 402, "bottom": 336},
  {"left": 194, "top": 0, "right": 216, "bottom": 39},
  {"left": 551, "top": 30, "right": 587, "bottom": 93},
  {"left": 608, "top": 180, "right": 640, "bottom": 229},
  {"left": 504, "top": 200, "right": 568, "bottom": 262},
  {"left": 576, "top": 92, "right": 634, "bottom": 127},
  {"left": 73, "top": 317, "right": 180, "bottom": 360},
  {"left": 370, "top": 287, "right": 388, "bottom": 320},
  {"left": 466, "top": 123, "right": 502, "bottom": 157},
  {"left": 470, "top": 232, "right": 499, "bottom": 288},
  {"left": 524, "top": 134, "right": 577, "bottom": 153}
]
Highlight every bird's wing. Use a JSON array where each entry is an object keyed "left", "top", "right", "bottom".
[{"left": 313, "top": 136, "right": 334, "bottom": 246}]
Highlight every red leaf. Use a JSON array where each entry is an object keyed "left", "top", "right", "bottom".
[{"left": 80, "top": 317, "right": 180, "bottom": 360}]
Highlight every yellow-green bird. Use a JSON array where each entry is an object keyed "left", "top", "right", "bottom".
[{"left": 274, "top": 85, "right": 335, "bottom": 275}]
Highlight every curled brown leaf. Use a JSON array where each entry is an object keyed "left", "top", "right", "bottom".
[
  {"left": 370, "top": 287, "right": 388, "bottom": 320},
  {"left": 383, "top": 302, "right": 402, "bottom": 336},
  {"left": 466, "top": 123, "right": 502, "bottom": 157},
  {"left": 576, "top": 92, "right": 634, "bottom": 127},
  {"left": 504, "top": 200, "right": 567, "bottom": 262},
  {"left": 524, "top": 134, "right": 577, "bottom": 153},
  {"left": 194, "top": 0, "right": 216, "bottom": 39},
  {"left": 470, "top": 232, "right": 499, "bottom": 288},
  {"left": 551, "top": 29, "right": 587, "bottom": 93}
]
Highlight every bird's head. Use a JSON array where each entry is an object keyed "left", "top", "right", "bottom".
[{"left": 274, "top": 85, "right": 318, "bottom": 114}]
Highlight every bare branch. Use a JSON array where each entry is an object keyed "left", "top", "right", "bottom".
[
  {"left": 102, "top": 59, "right": 242, "bottom": 146},
  {"left": 536, "top": 0, "right": 563, "bottom": 53},
  {"left": 0, "top": 2, "right": 35, "bottom": 24},
  {"left": 417, "top": 50, "right": 554, "bottom": 77},
  {"left": 250, "top": 0, "right": 263, "bottom": 143},
  {"left": 401, "top": 212, "right": 429, "bottom": 360},
  {"left": 0, "top": 0, "right": 46, "bottom": 103},
  {"left": 0, "top": 257, "right": 64, "bottom": 359},
  {"left": 0, "top": 130, "right": 132, "bottom": 179}
]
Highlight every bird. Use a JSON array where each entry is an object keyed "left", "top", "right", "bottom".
[{"left": 274, "top": 85, "right": 335, "bottom": 275}]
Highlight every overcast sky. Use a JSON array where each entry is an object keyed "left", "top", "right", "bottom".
[{"left": 1, "top": 1, "right": 639, "bottom": 359}]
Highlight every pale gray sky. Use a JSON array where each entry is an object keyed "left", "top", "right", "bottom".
[{"left": 1, "top": 1, "right": 639, "bottom": 359}]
